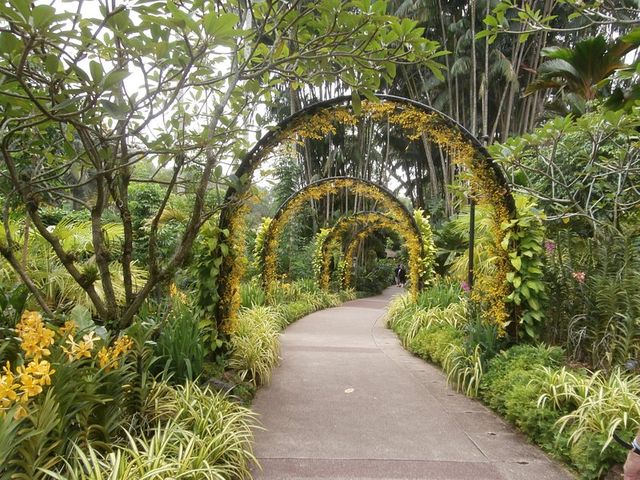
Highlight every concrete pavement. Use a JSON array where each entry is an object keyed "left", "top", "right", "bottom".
[{"left": 251, "top": 288, "right": 574, "bottom": 479}]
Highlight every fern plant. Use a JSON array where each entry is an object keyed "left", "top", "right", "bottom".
[{"left": 0, "top": 217, "right": 147, "bottom": 313}]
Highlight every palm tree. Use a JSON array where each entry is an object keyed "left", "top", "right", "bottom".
[{"left": 526, "top": 35, "right": 638, "bottom": 116}]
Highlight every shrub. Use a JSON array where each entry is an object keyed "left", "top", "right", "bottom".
[
  {"left": 478, "top": 345, "right": 571, "bottom": 464},
  {"left": 480, "top": 344, "right": 565, "bottom": 414},
  {"left": 277, "top": 301, "right": 312, "bottom": 326},
  {"left": 353, "top": 259, "right": 395, "bottom": 295},
  {"left": 266, "top": 279, "right": 354, "bottom": 328},
  {"left": 409, "top": 323, "right": 464, "bottom": 365}
]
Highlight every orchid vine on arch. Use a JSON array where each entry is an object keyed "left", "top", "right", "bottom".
[
  {"left": 260, "top": 177, "right": 424, "bottom": 299},
  {"left": 339, "top": 216, "right": 418, "bottom": 295},
  {"left": 215, "top": 95, "right": 517, "bottom": 335},
  {"left": 313, "top": 210, "right": 436, "bottom": 295}
]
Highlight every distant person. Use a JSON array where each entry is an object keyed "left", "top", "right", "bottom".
[
  {"left": 396, "top": 263, "right": 407, "bottom": 288},
  {"left": 394, "top": 264, "right": 402, "bottom": 287}
]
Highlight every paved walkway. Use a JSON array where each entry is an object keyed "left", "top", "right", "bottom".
[{"left": 251, "top": 288, "right": 574, "bottom": 480}]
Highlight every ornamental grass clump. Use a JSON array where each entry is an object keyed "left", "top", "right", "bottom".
[
  {"left": 47, "top": 382, "right": 258, "bottom": 480},
  {"left": 229, "top": 306, "right": 281, "bottom": 386},
  {"left": 402, "top": 302, "right": 468, "bottom": 347},
  {"left": 555, "top": 369, "right": 640, "bottom": 451}
]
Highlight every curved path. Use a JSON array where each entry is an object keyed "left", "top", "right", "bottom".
[{"left": 251, "top": 288, "right": 574, "bottom": 480}]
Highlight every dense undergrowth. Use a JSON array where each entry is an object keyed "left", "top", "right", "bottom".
[
  {"left": 387, "top": 281, "right": 640, "bottom": 479},
  {"left": 0, "top": 279, "right": 353, "bottom": 479}
]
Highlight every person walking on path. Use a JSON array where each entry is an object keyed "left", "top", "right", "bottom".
[
  {"left": 393, "top": 263, "right": 402, "bottom": 287},
  {"left": 397, "top": 263, "right": 407, "bottom": 287}
]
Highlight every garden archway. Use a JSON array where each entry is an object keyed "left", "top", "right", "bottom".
[
  {"left": 260, "top": 177, "right": 424, "bottom": 299},
  {"left": 215, "top": 94, "right": 517, "bottom": 334},
  {"left": 338, "top": 217, "right": 418, "bottom": 292},
  {"left": 315, "top": 211, "right": 418, "bottom": 292}
]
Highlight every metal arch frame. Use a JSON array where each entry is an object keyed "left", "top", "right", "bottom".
[
  {"left": 220, "top": 94, "right": 515, "bottom": 216},
  {"left": 260, "top": 177, "right": 423, "bottom": 290}
]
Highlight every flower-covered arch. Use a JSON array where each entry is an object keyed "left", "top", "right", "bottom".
[
  {"left": 339, "top": 216, "right": 418, "bottom": 293},
  {"left": 316, "top": 212, "right": 403, "bottom": 291},
  {"left": 260, "top": 177, "right": 424, "bottom": 299},
  {"left": 314, "top": 211, "right": 434, "bottom": 296},
  {"left": 215, "top": 95, "right": 517, "bottom": 335}
]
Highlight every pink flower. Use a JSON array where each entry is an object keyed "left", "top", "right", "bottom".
[
  {"left": 572, "top": 271, "right": 586, "bottom": 284},
  {"left": 544, "top": 240, "right": 556, "bottom": 254},
  {"left": 460, "top": 280, "right": 471, "bottom": 292}
]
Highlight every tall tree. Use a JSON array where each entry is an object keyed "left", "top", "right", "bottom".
[{"left": 0, "top": 0, "right": 441, "bottom": 328}]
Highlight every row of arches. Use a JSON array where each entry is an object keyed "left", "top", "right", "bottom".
[
  {"left": 260, "top": 177, "right": 426, "bottom": 299},
  {"left": 212, "top": 94, "right": 518, "bottom": 336}
]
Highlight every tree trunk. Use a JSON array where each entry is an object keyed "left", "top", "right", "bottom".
[{"left": 470, "top": 0, "right": 477, "bottom": 135}]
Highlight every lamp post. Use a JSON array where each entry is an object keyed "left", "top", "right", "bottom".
[{"left": 467, "top": 192, "right": 475, "bottom": 291}]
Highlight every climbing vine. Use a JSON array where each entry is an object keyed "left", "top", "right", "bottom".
[
  {"left": 312, "top": 228, "right": 332, "bottom": 289},
  {"left": 501, "top": 197, "right": 547, "bottom": 340},
  {"left": 413, "top": 209, "right": 437, "bottom": 288},
  {"left": 214, "top": 201, "right": 250, "bottom": 336},
  {"left": 252, "top": 217, "right": 272, "bottom": 274}
]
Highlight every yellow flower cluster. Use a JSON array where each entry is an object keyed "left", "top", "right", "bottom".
[
  {"left": 62, "top": 331, "right": 98, "bottom": 361},
  {"left": 15, "top": 361, "right": 54, "bottom": 399},
  {"left": 1, "top": 311, "right": 57, "bottom": 418},
  {"left": 17, "top": 311, "right": 55, "bottom": 361},
  {"left": 98, "top": 336, "right": 134, "bottom": 372},
  {"left": 361, "top": 100, "right": 397, "bottom": 121},
  {"left": 169, "top": 282, "right": 188, "bottom": 304},
  {"left": 284, "top": 107, "right": 358, "bottom": 142},
  {"left": 59, "top": 320, "right": 77, "bottom": 337},
  {"left": 0, "top": 360, "right": 55, "bottom": 419}
]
